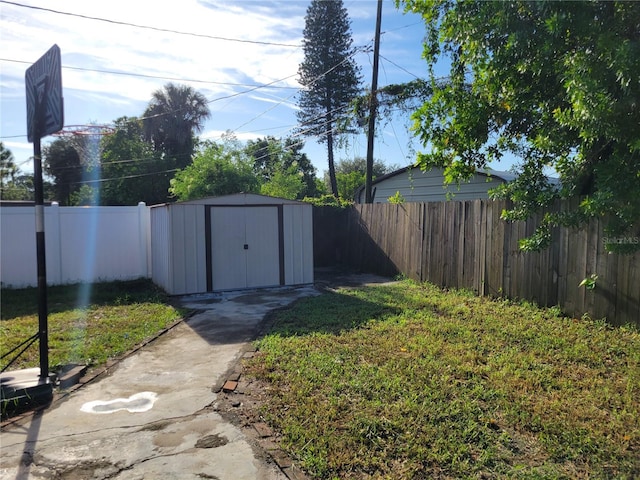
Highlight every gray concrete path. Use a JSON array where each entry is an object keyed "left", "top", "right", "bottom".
[{"left": 0, "top": 285, "right": 320, "bottom": 480}]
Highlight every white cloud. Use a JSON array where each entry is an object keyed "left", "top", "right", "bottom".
[
  {"left": 247, "top": 94, "right": 298, "bottom": 109},
  {"left": 201, "top": 129, "right": 263, "bottom": 143},
  {"left": 1, "top": 0, "right": 304, "bottom": 100},
  {"left": 3, "top": 140, "right": 32, "bottom": 152},
  {"left": 1, "top": 0, "right": 430, "bottom": 176}
]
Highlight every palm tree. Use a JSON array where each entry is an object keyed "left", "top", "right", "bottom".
[{"left": 142, "top": 83, "right": 211, "bottom": 169}]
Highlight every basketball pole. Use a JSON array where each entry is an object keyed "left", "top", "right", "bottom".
[{"left": 32, "top": 83, "right": 49, "bottom": 380}]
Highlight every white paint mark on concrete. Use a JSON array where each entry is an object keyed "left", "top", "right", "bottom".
[{"left": 81, "top": 392, "right": 158, "bottom": 414}]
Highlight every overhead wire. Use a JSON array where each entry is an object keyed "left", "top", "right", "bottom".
[
  {"left": 0, "top": 1, "right": 302, "bottom": 48},
  {"left": 1, "top": 3, "right": 413, "bottom": 144},
  {"left": 0, "top": 2, "right": 307, "bottom": 142},
  {"left": 0, "top": 58, "right": 299, "bottom": 90},
  {"left": 5, "top": 58, "right": 418, "bottom": 181},
  {"left": 379, "top": 54, "right": 422, "bottom": 80},
  {"left": 0, "top": 70, "right": 303, "bottom": 139},
  {"left": 0, "top": 50, "right": 422, "bottom": 141},
  {"left": 44, "top": 109, "right": 355, "bottom": 185},
  {"left": 228, "top": 44, "right": 370, "bottom": 139},
  {"left": 44, "top": 43, "right": 407, "bottom": 186},
  {"left": 2, "top": 2, "right": 426, "bottom": 183},
  {"left": 137, "top": 72, "right": 301, "bottom": 123},
  {"left": 378, "top": 57, "right": 408, "bottom": 161},
  {"left": 66, "top": 168, "right": 182, "bottom": 186}
]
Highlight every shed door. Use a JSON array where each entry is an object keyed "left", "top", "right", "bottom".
[{"left": 210, "top": 206, "right": 280, "bottom": 290}]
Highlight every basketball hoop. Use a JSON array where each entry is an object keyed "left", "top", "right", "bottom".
[
  {"left": 54, "top": 124, "right": 115, "bottom": 137},
  {"left": 53, "top": 124, "right": 115, "bottom": 166}
]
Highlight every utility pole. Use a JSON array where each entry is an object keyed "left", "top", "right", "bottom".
[{"left": 365, "top": 0, "right": 383, "bottom": 204}]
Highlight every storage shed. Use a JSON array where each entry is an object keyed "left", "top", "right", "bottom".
[{"left": 150, "top": 193, "right": 313, "bottom": 295}]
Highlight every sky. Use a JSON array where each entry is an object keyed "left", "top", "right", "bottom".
[
  {"left": 0, "top": 0, "right": 443, "bottom": 180},
  {"left": 0, "top": 0, "right": 527, "bottom": 191}
]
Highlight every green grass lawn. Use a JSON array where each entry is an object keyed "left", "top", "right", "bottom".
[
  {"left": 246, "top": 280, "right": 640, "bottom": 479},
  {"left": 1, "top": 279, "right": 185, "bottom": 373}
]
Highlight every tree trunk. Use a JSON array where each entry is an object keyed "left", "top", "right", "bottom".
[
  {"left": 326, "top": 109, "right": 338, "bottom": 197},
  {"left": 327, "top": 132, "right": 338, "bottom": 198}
]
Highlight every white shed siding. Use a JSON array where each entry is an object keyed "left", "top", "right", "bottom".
[
  {"left": 150, "top": 205, "right": 171, "bottom": 293},
  {"left": 151, "top": 204, "right": 207, "bottom": 295},
  {"left": 357, "top": 167, "right": 508, "bottom": 203},
  {"left": 283, "top": 204, "right": 314, "bottom": 285},
  {"left": 169, "top": 205, "right": 207, "bottom": 296}
]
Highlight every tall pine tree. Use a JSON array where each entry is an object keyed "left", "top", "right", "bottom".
[{"left": 297, "top": 0, "right": 362, "bottom": 197}]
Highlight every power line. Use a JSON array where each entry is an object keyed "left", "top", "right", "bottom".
[
  {"left": 228, "top": 45, "right": 369, "bottom": 137},
  {"left": 381, "top": 21, "right": 424, "bottom": 35},
  {"left": 3, "top": 37, "right": 406, "bottom": 166},
  {"left": 0, "top": 134, "right": 27, "bottom": 139},
  {"left": 379, "top": 54, "right": 422, "bottom": 80},
  {"left": 0, "top": 71, "right": 303, "bottom": 140},
  {"left": 67, "top": 168, "right": 181, "bottom": 186},
  {"left": 0, "top": 1, "right": 301, "bottom": 48},
  {"left": 137, "top": 73, "right": 301, "bottom": 124},
  {"left": 0, "top": 58, "right": 299, "bottom": 90}
]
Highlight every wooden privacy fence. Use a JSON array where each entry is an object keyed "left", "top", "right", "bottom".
[{"left": 314, "top": 201, "right": 639, "bottom": 327}]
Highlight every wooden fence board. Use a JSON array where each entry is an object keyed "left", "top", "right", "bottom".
[
  {"left": 461, "top": 202, "right": 476, "bottom": 291},
  {"left": 431, "top": 202, "right": 443, "bottom": 285},
  {"left": 557, "top": 217, "right": 570, "bottom": 311},
  {"left": 477, "top": 200, "right": 487, "bottom": 295},
  {"left": 407, "top": 203, "right": 423, "bottom": 281},
  {"left": 616, "top": 253, "right": 640, "bottom": 326},
  {"left": 320, "top": 200, "right": 639, "bottom": 327},
  {"left": 582, "top": 218, "right": 600, "bottom": 318},
  {"left": 473, "top": 200, "right": 482, "bottom": 292},
  {"left": 455, "top": 202, "right": 465, "bottom": 289},
  {"left": 486, "top": 200, "right": 505, "bottom": 297}
]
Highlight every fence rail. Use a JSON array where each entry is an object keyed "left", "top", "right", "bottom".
[{"left": 315, "top": 201, "right": 639, "bottom": 327}]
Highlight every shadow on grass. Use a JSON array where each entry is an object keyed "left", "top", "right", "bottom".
[
  {"left": 1, "top": 278, "right": 171, "bottom": 320},
  {"left": 262, "top": 285, "right": 403, "bottom": 337}
]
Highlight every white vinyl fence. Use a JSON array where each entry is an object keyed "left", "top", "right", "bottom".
[{"left": 1, "top": 203, "right": 150, "bottom": 288}]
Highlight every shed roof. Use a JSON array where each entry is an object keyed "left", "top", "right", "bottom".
[{"left": 151, "top": 193, "right": 309, "bottom": 208}]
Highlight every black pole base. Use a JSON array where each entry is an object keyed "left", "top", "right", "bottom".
[{"left": 1, "top": 368, "right": 53, "bottom": 419}]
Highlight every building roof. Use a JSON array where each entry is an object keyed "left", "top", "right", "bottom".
[
  {"left": 354, "top": 165, "right": 516, "bottom": 202},
  {"left": 365, "top": 165, "right": 518, "bottom": 190},
  {"left": 354, "top": 164, "right": 561, "bottom": 203}
]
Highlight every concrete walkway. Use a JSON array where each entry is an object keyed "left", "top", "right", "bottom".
[{"left": 0, "top": 285, "right": 320, "bottom": 480}]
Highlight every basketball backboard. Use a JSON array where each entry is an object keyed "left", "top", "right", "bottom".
[{"left": 26, "top": 44, "right": 64, "bottom": 142}]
